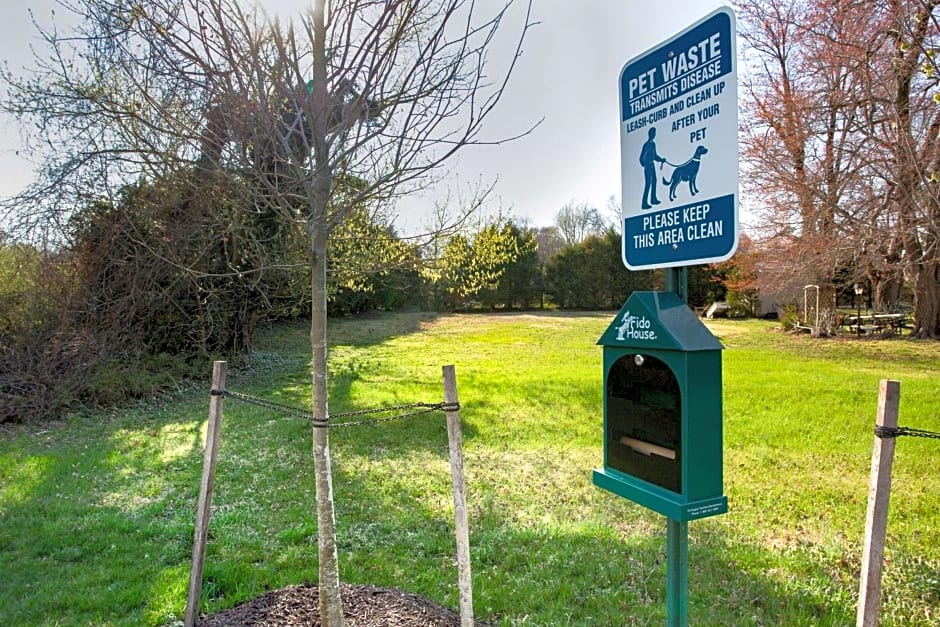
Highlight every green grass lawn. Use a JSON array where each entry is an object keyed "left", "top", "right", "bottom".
[{"left": 1, "top": 312, "right": 938, "bottom": 625}]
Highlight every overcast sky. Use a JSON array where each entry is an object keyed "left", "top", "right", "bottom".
[{"left": 0, "top": 0, "right": 728, "bottom": 230}]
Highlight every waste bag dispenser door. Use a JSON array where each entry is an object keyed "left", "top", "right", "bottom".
[{"left": 606, "top": 353, "right": 681, "bottom": 493}]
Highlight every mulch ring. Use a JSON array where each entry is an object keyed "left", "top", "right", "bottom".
[{"left": 197, "top": 582, "right": 491, "bottom": 627}]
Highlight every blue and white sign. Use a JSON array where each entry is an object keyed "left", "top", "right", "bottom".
[{"left": 620, "top": 7, "right": 738, "bottom": 270}]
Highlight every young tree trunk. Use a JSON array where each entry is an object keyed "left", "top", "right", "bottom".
[
  {"left": 308, "top": 1, "right": 343, "bottom": 623},
  {"left": 309, "top": 218, "right": 344, "bottom": 626}
]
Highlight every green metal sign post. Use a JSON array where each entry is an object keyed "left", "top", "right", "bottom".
[
  {"left": 664, "top": 267, "right": 688, "bottom": 304},
  {"left": 667, "top": 518, "right": 689, "bottom": 626},
  {"left": 666, "top": 267, "right": 689, "bottom": 627},
  {"left": 667, "top": 265, "right": 688, "bottom": 627}
]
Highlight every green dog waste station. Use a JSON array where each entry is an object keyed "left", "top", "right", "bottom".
[
  {"left": 593, "top": 290, "right": 727, "bottom": 626},
  {"left": 593, "top": 291, "right": 727, "bottom": 521}
]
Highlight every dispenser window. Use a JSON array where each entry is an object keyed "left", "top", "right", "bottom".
[{"left": 606, "top": 354, "right": 681, "bottom": 493}]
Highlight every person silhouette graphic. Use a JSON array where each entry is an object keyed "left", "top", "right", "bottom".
[{"left": 639, "top": 127, "right": 666, "bottom": 209}]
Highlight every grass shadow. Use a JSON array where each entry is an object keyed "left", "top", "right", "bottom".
[{"left": 253, "top": 311, "right": 441, "bottom": 356}]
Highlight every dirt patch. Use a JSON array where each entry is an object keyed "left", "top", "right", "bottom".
[{"left": 198, "top": 582, "right": 490, "bottom": 627}]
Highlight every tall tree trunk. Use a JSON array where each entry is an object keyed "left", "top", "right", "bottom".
[
  {"left": 875, "top": 277, "right": 902, "bottom": 313},
  {"left": 911, "top": 260, "right": 940, "bottom": 338},
  {"left": 888, "top": 0, "right": 940, "bottom": 339}
]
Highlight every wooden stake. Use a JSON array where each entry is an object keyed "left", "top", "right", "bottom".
[
  {"left": 442, "top": 365, "right": 473, "bottom": 627},
  {"left": 857, "top": 379, "right": 900, "bottom": 627},
  {"left": 185, "top": 361, "right": 227, "bottom": 627}
]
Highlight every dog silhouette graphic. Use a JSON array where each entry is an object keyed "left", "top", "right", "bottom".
[{"left": 662, "top": 145, "right": 708, "bottom": 201}]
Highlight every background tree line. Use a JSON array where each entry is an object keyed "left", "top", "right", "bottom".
[{"left": 0, "top": 192, "right": 749, "bottom": 422}]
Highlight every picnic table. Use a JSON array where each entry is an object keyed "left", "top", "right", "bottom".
[{"left": 842, "top": 313, "right": 909, "bottom": 335}]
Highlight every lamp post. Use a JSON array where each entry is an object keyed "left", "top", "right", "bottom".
[{"left": 854, "top": 283, "right": 864, "bottom": 336}]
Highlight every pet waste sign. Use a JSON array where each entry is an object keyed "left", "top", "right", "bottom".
[{"left": 619, "top": 7, "right": 738, "bottom": 270}]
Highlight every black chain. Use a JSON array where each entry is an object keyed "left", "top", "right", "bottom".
[
  {"left": 327, "top": 404, "right": 455, "bottom": 428},
  {"left": 212, "top": 389, "right": 314, "bottom": 420},
  {"left": 331, "top": 402, "right": 450, "bottom": 419},
  {"left": 874, "top": 425, "right": 940, "bottom": 440},
  {"left": 210, "top": 389, "right": 458, "bottom": 428}
]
